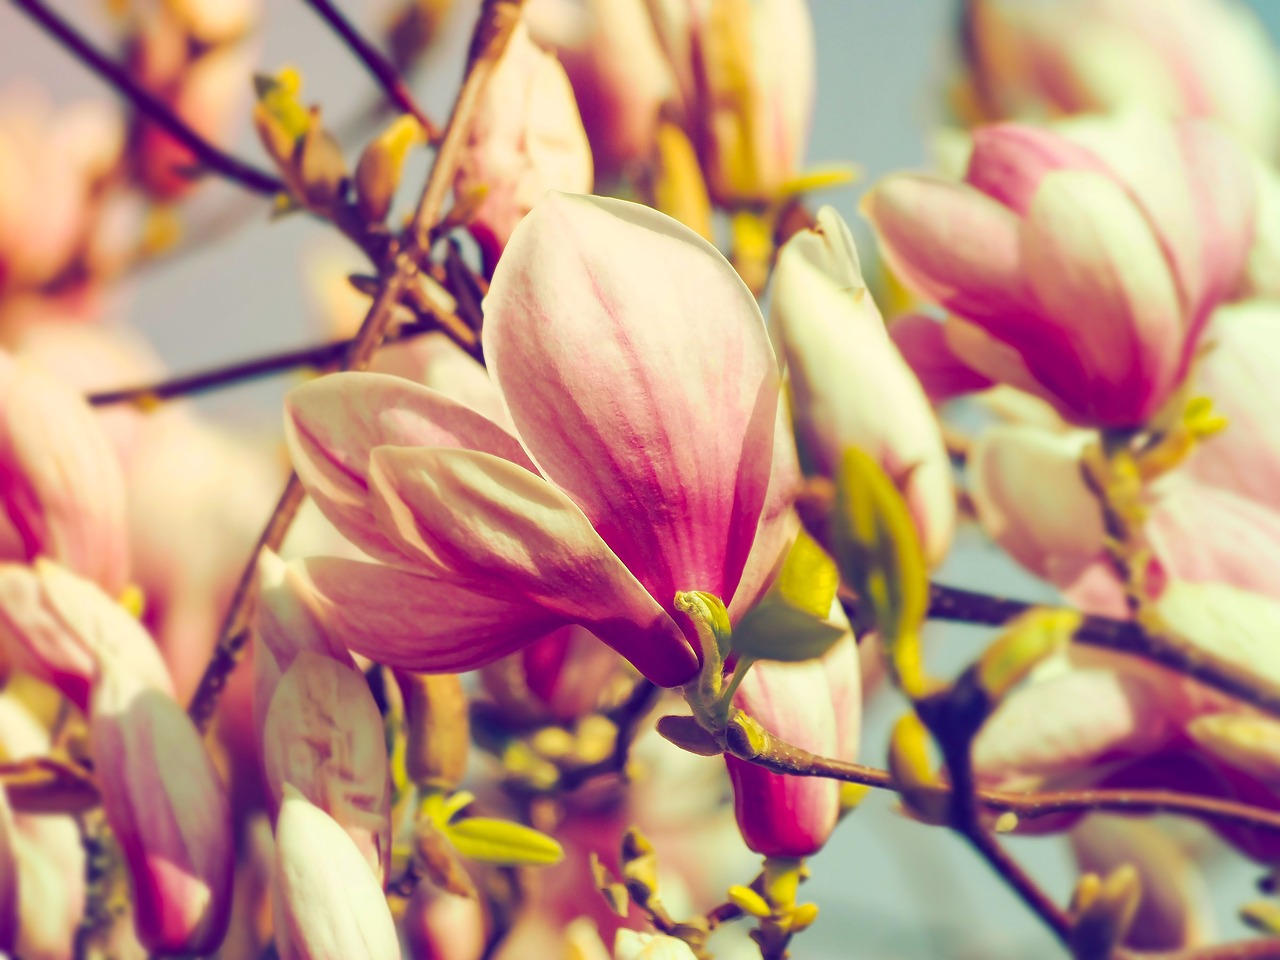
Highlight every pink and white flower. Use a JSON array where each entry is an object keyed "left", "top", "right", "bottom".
[{"left": 284, "top": 192, "right": 786, "bottom": 688}]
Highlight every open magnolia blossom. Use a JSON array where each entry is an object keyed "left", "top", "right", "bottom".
[
  {"left": 284, "top": 192, "right": 787, "bottom": 688},
  {"left": 959, "top": 0, "right": 1280, "bottom": 157},
  {"left": 869, "top": 112, "right": 1257, "bottom": 428}
]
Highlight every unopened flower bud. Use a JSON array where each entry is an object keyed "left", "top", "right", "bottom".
[
  {"left": 89, "top": 660, "right": 233, "bottom": 954},
  {"left": 399, "top": 671, "right": 470, "bottom": 789},
  {"left": 355, "top": 115, "right": 424, "bottom": 223}
]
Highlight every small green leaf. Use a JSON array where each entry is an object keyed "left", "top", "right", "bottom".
[
  {"left": 731, "top": 602, "right": 846, "bottom": 662},
  {"left": 830, "top": 446, "right": 929, "bottom": 696},
  {"left": 442, "top": 816, "right": 564, "bottom": 867},
  {"left": 728, "top": 529, "right": 845, "bottom": 662}
]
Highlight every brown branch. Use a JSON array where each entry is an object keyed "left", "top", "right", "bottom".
[
  {"left": 922, "top": 582, "right": 1280, "bottom": 720},
  {"left": 300, "top": 0, "right": 441, "bottom": 141},
  {"left": 186, "top": 0, "right": 525, "bottom": 730},
  {"left": 10, "top": 0, "right": 283, "bottom": 196},
  {"left": 84, "top": 312, "right": 479, "bottom": 407}
]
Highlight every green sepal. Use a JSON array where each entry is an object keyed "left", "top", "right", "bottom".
[{"left": 440, "top": 816, "right": 565, "bottom": 867}]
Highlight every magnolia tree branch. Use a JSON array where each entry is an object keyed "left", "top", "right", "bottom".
[
  {"left": 923, "top": 582, "right": 1280, "bottom": 719},
  {"left": 186, "top": 0, "right": 526, "bottom": 730},
  {"left": 10, "top": 0, "right": 284, "bottom": 196},
  {"left": 727, "top": 723, "right": 1280, "bottom": 857},
  {"left": 300, "top": 0, "right": 441, "bottom": 141}
]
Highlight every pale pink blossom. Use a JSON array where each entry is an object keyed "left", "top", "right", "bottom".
[
  {"left": 770, "top": 206, "right": 954, "bottom": 564},
  {"left": 0, "top": 560, "right": 170, "bottom": 711},
  {"left": 89, "top": 657, "right": 234, "bottom": 954},
  {"left": 0, "top": 89, "right": 123, "bottom": 291},
  {"left": 285, "top": 193, "right": 784, "bottom": 687},
  {"left": 727, "top": 626, "right": 859, "bottom": 857},
  {"left": 530, "top": 0, "right": 680, "bottom": 175},
  {"left": 0, "top": 352, "right": 129, "bottom": 595},
  {"left": 1185, "top": 301, "right": 1280, "bottom": 514},
  {"left": 273, "top": 788, "right": 401, "bottom": 960},
  {"left": 864, "top": 114, "right": 1256, "bottom": 427},
  {"left": 961, "top": 0, "right": 1280, "bottom": 158},
  {"left": 260, "top": 651, "right": 391, "bottom": 881},
  {"left": 968, "top": 424, "right": 1280, "bottom": 617},
  {"left": 455, "top": 21, "right": 593, "bottom": 262},
  {"left": 402, "top": 888, "right": 486, "bottom": 960},
  {"left": 614, "top": 929, "right": 699, "bottom": 960}
]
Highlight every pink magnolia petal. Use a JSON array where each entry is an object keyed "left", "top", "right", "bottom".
[
  {"left": 889, "top": 314, "right": 993, "bottom": 405},
  {"left": 968, "top": 426, "right": 1106, "bottom": 584},
  {"left": 254, "top": 549, "right": 358, "bottom": 739},
  {"left": 0, "top": 560, "right": 172, "bottom": 712},
  {"left": 284, "top": 372, "right": 533, "bottom": 564},
  {"left": 965, "top": 123, "right": 1111, "bottom": 215},
  {"left": 1176, "top": 119, "right": 1256, "bottom": 331},
  {"left": 1188, "top": 303, "right": 1280, "bottom": 513},
  {"left": 274, "top": 789, "right": 402, "bottom": 960},
  {"left": 292, "top": 556, "right": 563, "bottom": 674},
  {"left": 0, "top": 354, "right": 129, "bottom": 595},
  {"left": 367, "top": 446, "right": 697, "bottom": 687},
  {"left": 0, "top": 789, "right": 16, "bottom": 953},
  {"left": 89, "top": 664, "right": 233, "bottom": 955},
  {"left": 973, "top": 667, "right": 1175, "bottom": 789},
  {"left": 1020, "top": 169, "right": 1183, "bottom": 425},
  {"left": 262, "top": 652, "right": 391, "bottom": 881},
  {"left": 726, "top": 634, "right": 858, "bottom": 857},
  {"left": 861, "top": 175, "right": 1031, "bottom": 330},
  {"left": 484, "top": 193, "right": 779, "bottom": 611}
]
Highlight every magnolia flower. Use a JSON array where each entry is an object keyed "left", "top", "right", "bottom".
[
  {"left": 968, "top": 424, "right": 1280, "bottom": 616},
  {"left": 959, "top": 0, "right": 1280, "bottom": 158},
  {"left": 1186, "top": 301, "right": 1280, "bottom": 514},
  {"left": 285, "top": 193, "right": 785, "bottom": 688},
  {"left": 0, "top": 90, "right": 123, "bottom": 291},
  {"left": 273, "top": 788, "right": 401, "bottom": 960},
  {"left": 529, "top": 0, "right": 681, "bottom": 174},
  {"left": 974, "top": 582, "right": 1280, "bottom": 860},
  {"left": 0, "top": 560, "right": 171, "bottom": 711},
  {"left": 455, "top": 21, "right": 593, "bottom": 262},
  {"left": 864, "top": 114, "right": 1256, "bottom": 428},
  {"left": 770, "top": 206, "right": 953, "bottom": 564},
  {"left": 90, "top": 657, "right": 234, "bottom": 953},
  {"left": 727, "top": 628, "right": 860, "bottom": 857},
  {"left": 693, "top": 0, "right": 815, "bottom": 204},
  {"left": 532, "top": 0, "right": 814, "bottom": 201},
  {"left": 260, "top": 651, "right": 392, "bottom": 881},
  {"left": 0, "top": 351, "right": 129, "bottom": 596}
]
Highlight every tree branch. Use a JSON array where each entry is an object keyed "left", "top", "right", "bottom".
[
  {"left": 300, "top": 0, "right": 441, "bottom": 141},
  {"left": 10, "top": 0, "right": 284, "bottom": 196},
  {"left": 186, "top": 0, "right": 526, "bottom": 730}
]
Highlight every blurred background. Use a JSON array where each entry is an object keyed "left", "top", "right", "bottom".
[{"left": 2, "top": 1, "right": 1278, "bottom": 956}]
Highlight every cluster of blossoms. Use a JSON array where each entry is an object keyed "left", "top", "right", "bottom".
[{"left": 4, "top": 0, "right": 1280, "bottom": 957}]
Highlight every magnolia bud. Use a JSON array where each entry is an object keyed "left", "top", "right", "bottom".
[
  {"left": 400, "top": 671, "right": 470, "bottom": 788},
  {"left": 355, "top": 116, "right": 424, "bottom": 223}
]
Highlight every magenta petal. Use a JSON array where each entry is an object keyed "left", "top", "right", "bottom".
[
  {"left": 366, "top": 446, "right": 697, "bottom": 686},
  {"left": 484, "top": 193, "right": 779, "bottom": 611},
  {"left": 965, "top": 123, "right": 1111, "bottom": 215},
  {"left": 284, "top": 372, "right": 534, "bottom": 564},
  {"left": 889, "top": 313, "right": 993, "bottom": 404},
  {"left": 294, "top": 556, "right": 565, "bottom": 674},
  {"left": 862, "top": 174, "right": 1031, "bottom": 333}
]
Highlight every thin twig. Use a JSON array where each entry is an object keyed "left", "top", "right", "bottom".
[
  {"left": 300, "top": 0, "right": 441, "bottom": 141},
  {"left": 85, "top": 319, "right": 453, "bottom": 407},
  {"left": 10, "top": 0, "right": 283, "bottom": 196},
  {"left": 186, "top": 0, "right": 525, "bottom": 729},
  {"left": 727, "top": 725, "right": 1280, "bottom": 848}
]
